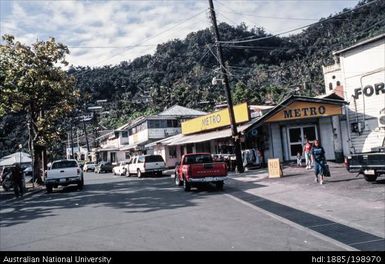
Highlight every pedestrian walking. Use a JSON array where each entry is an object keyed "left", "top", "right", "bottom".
[
  {"left": 311, "top": 140, "right": 327, "bottom": 185},
  {"left": 11, "top": 163, "right": 24, "bottom": 197},
  {"left": 303, "top": 139, "right": 313, "bottom": 170}
]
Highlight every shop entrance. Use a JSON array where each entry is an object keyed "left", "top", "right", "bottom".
[{"left": 287, "top": 125, "right": 318, "bottom": 160}]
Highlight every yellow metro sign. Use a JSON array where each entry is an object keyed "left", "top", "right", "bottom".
[
  {"left": 266, "top": 101, "right": 342, "bottom": 122},
  {"left": 181, "top": 103, "right": 250, "bottom": 135}
]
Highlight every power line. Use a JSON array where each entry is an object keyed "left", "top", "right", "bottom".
[
  {"left": 218, "top": 0, "right": 381, "bottom": 44},
  {"left": 91, "top": 9, "right": 207, "bottom": 66},
  {"left": 214, "top": 0, "right": 323, "bottom": 22},
  {"left": 218, "top": 9, "right": 321, "bottom": 21},
  {"left": 69, "top": 44, "right": 158, "bottom": 49}
]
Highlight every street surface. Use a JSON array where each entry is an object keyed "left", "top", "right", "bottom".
[{"left": 0, "top": 163, "right": 384, "bottom": 251}]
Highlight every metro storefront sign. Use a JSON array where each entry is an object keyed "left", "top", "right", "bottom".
[
  {"left": 181, "top": 103, "right": 250, "bottom": 135},
  {"left": 266, "top": 101, "right": 342, "bottom": 122}
]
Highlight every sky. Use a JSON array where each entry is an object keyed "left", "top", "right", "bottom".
[{"left": 0, "top": 0, "right": 360, "bottom": 67}]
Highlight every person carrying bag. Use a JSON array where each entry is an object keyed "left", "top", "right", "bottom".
[{"left": 311, "top": 140, "right": 329, "bottom": 184}]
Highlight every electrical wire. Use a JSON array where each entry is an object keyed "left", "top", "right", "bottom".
[
  {"left": 218, "top": 9, "right": 321, "bottom": 21},
  {"left": 217, "top": 0, "right": 381, "bottom": 44},
  {"left": 91, "top": 9, "right": 207, "bottom": 66}
]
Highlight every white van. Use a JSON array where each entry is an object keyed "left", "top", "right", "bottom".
[{"left": 127, "top": 155, "right": 165, "bottom": 177}]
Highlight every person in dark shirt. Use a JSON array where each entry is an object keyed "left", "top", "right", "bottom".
[
  {"left": 11, "top": 164, "right": 24, "bottom": 197},
  {"left": 311, "top": 140, "right": 326, "bottom": 185}
]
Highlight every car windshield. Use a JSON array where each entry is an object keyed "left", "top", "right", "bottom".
[
  {"left": 52, "top": 160, "right": 78, "bottom": 169},
  {"left": 183, "top": 154, "right": 213, "bottom": 164},
  {"left": 145, "top": 155, "right": 164, "bottom": 162}
]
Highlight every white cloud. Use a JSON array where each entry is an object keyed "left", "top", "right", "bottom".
[{"left": 1, "top": 0, "right": 359, "bottom": 67}]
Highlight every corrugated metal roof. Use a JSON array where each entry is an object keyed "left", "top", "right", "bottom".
[{"left": 158, "top": 105, "right": 207, "bottom": 116}]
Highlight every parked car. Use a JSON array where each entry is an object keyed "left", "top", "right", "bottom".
[
  {"left": 83, "top": 162, "right": 96, "bottom": 172},
  {"left": 175, "top": 153, "right": 228, "bottom": 191},
  {"left": 95, "top": 161, "right": 113, "bottom": 173},
  {"left": 112, "top": 160, "right": 130, "bottom": 176},
  {"left": 127, "top": 155, "right": 165, "bottom": 177},
  {"left": 345, "top": 147, "right": 385, "bottom": 182},
  {"left": 45, "top": 159, "right": 84, "bottom": 193}
]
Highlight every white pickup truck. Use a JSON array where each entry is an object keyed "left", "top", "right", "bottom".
[{"left": 45, "top": 159, "right": 84, "bottom": 193}]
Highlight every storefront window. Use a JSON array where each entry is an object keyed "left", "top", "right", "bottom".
[
  {"left": 168, "top": 146, "right": 176, "bottom": 158},
  {"left": 303, "top": 126, "right": 317, "bottom": 141},
  {"left": 110, "top": 152, "right": 116, "bottom": 163},
  {"left": 287, "top": 125, "right": 318, "bottom": 159}
]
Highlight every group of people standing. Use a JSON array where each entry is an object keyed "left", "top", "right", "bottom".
[{"left": 298, "top": 139, "right": 328, "bottom": 185}]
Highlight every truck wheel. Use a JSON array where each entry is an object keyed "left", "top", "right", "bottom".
[
  {"left": 175, "top": 173, "right": 182, "bottom": 186},
  {"left": 216, "top": 181, "right": 224, "bottom": 191},
  {"left": 46, "top": 185, "right": 53, "bottom": 193},
  {"left": 137, "top": 169, "right": 142, "bottom": 178},
  {"left": 364, "top": 174, "right": 378, "bottom": 182},
  {"left": 183, "top": 177, "right": 191, "bottom": 192}
]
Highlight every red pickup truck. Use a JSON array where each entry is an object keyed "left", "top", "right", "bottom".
[{"left": 174, "top": 153, "right": 228, "bottom": 191}]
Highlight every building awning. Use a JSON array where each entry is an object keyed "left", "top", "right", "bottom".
[
  {"left": 96, "top": 146, "right": 119, "bottom": 152},
  {"left": 146, "top": 119, "right": 259, "bottom": 147},
  {"left": 120, "top": 144, "right": 140, "bottom": 151},
  {"left": 145, "top": 134, "right": 184, "bottom": 148},
  {"left": 120, "top": 140, "right": 149, "bottom": 151}
]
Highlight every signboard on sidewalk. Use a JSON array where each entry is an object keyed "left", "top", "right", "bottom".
[{"left": 268, "top": 159, "right": 282, "bottom": 178}]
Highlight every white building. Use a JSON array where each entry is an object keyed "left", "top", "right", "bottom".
[
  {"left": 96, "top": 125, "right": 131, "bottom": 164},
  {"left": 323, "top": 33, "right": 385, "bottom": 154},
  {"left": 95, "top": 105, "right": 206, "bottom": 165},
  {"left": 125, "top": 105, "right": 207, "bottom": 158}
]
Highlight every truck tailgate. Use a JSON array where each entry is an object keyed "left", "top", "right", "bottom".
[
  {"left": 47, "top": 168, "right": 78, "bottom": 179},
  {"left": 189, "top": 163, "right": 227, "bottom": 178},
  {"left": 349, "top": 153, "right": 385, "bottom": 167}
]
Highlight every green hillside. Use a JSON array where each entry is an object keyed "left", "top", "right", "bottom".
[{"left": 1, "top": 0, "right": 384, "bottom": 157}]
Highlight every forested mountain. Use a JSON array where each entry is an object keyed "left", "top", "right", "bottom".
[
  {"left": 69, "top": 0, "right": 385, "bottom": 129},
  {"left": 1, "top": 0, "right": 384, "bottom": 157}
]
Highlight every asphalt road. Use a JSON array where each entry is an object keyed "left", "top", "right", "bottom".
[{"left": 0, "top": 171, "right": 351, "bottom": 251}]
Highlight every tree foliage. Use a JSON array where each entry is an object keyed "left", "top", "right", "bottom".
[
  {"left": 69, "top": 0, "right": 384, "bottom": 130},
  {"left": 1, "top": 0, "right": 384, "bottom": 157},
  {"left": 0, "top": 35, "right": 79, "bottom": 160}
]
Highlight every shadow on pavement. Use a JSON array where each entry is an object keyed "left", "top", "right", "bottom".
[{"left": 0, "top": 177, "right": 224, "bottom": 228}]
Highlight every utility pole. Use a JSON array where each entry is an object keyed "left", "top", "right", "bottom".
[
  {"left": 70, "top": 122, "right": 74, "bottom": 159},
  {"left": 82, "top": 119, "right": 90, "bottom": 159},
  {"left": 208, "top": 0, "right": 244, "bottom": 173},
  {"left": 77, "top": 128, "right": 80, "bottom": 160}
]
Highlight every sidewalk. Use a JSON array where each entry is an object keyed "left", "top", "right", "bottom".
[
  {"left": 0, "top": 181, "right": 45, "bottom": 201},
  {"left": 228, "top": 162, "right": 385, "bottom": 239}
]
